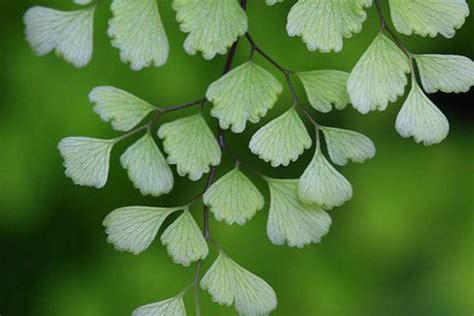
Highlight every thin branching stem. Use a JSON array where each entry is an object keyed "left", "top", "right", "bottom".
[
  {"left": 373, "top": 0, "right": 414, "bottom": 72},
  {"left": 113, "top": 124, "right": 148, "bottom": 143},
  {"left": 193, "top": 261, "right": 202, "bottom": 316},
  {"left": 245, "top": 33, "right": 291, "bottom": 73},
  {"left": 245, "top": 33, "right": 318, "bottom": 127},
  {"left": 191, "top": 2, "right": 246, "bottom": 313},
  {"left": 145, "top": 2, "right": 322, "bottom": 312},
  {"left": 218, "top": 131, "right": 264, "bottom": 177},
  {"left": 295, "top": 102, "right": 319, "bottom": 127},
  {"left": 159, "top": 98, "right": 205, "bottom": 113},
  {"left": 223, "top": 41, "right": 240, "bottom": 74},
  {"left": 373, "top": 0, "right": 387, "bottom": 30}
]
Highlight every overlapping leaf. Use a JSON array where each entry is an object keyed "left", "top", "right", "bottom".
[
  {"left": 172, "top": 0, "right": 248, "bottom": 60},
  {"left": 206, "top": 61, "right": 283, "bottom": 133},
  {"left": 24, "top": 6, "right": 95, "bottom": 67},
  {"left": 74, "top": 0, "right": 93, "bottom": 5},
  {"left": 298, "top": 149, "right": 353, "bottom": 209},
  {"left": 120, "top": 133, "right": 174, "bottom": 197},
  {"left": 58, "top": 137, "right": 114, "bottom": 188},
  {"left": 203, "top": 168, "right": 264, "bottom": 225},
  {"left": 321, "top": 127, "right": 376, "bottom": 166},
  {"left": 161, "top": 210, "right": 209, "bottom": 267},
  {"left": 132, "top": 294, "right": 187, "bottom": 316},
  {"left": 287, "top": 0, "right": 372, "bottom": 53},
  {"left": 297, "top": 70, "right": 350, "bottom": 113},
  {"left": 90, "top": 86, "right": 156, "bottom": 132},
  {"left": 266, "top": 0, "right": 283, "bottom": 5},
  {"left": 201, "top": 253, "right": 277, "bottom": 316},
  {"left": 103, "top": 206, "right": 182, "bottom": 255},
  {"left": 389, "top": 0, "right": 469, "bottom": 38},
  {"left": 249, "top": 108, "right": 312, "bottom": 167},
  {"left": 396, "top": 82, "right": 449, "bottom": 146},
  {"left": 267, "top": 178, "right": 332, "bottom": 248},
  {"left": 158, "top": 114, "right": 221, "bottom": 181},
  {"left": 415, "top": 54, "right": 474, "bottom": 94},
  {"left": 109, "top": 0, "right": 169, "bottom": 70},
  {"left": 348, "top": 33, "right": 410, "bottom": 113}
]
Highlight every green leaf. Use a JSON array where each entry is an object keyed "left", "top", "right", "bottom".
[
  {"left": 109, "top": 0, "right": 169, "bottom": 70},
  {"left": 396, "top": 82, "right": 449, "bottom": 146},
  {"left": 297, "top": 70, "right": 350, "bottom": 113},
  {"left": 90, "top": 86, "right": 156, "bottom": 132},
  {"left": 348, "top": 33, "right": 410, "bottom": 114},
  {"left": 103, "top": 206, "right": 182, "bottom": 255},
  {"left": 74, "top": 0, "right": 93, "bottom": 5},
  {"left": 415, "top": 54, "right": 474, "bottom": 94},
  {"left": 266, "top": 0, "right": 283, "bottom": 5},
  {"left": 201, "top": 253, "right": 277, "bottom": 316},
  {"left": 158, "top": 114, "right": 221, "bottom": 181},
  {"left": 206, "top": 61, "right": 283, "bottom": 133},
  {"left": 203, "top": 168, "right": 264, "bottom": 225},
  {"left": 24, "top": 6, "right": 95, "bottom": 68},
  {"left": 249, "top": 108, "right": 312, "bottom": 167},
  {"left": 267, "top": 178, "right": 332, "bottom": 248},
  {"left": 58, "top": 137, "right": 114, "bottom": 188},
  {"left": 161, "top": 210, "right": 209, "bottom": 267},
  {"left": 132, "top": 294, "right": 186, "bottom": 316},
  {"left": 120, "top": 133, "right": 174, "bottom": 197},
  {"left": 298, "top": 149, "right": 353, "bottom": 209},
  {"left": 389, "top": 0, "right": 469, "bottom": 38},
  {"left": 286, "top": 0, "right": 372, "bottom": 53},
  {"left": 172, "top": 0, "right": 248, "bottom": 60},
  {"left": 321, "top": 127, "right": 376, "bottom": 166}
]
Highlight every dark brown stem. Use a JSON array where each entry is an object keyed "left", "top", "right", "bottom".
[
  {"left": 295, "top": 101, "right": 318, "bottom": 127},
  {"left": 245, "top": 33, "right": 291, "bottom": 73},
  {"left": 284, "top": 72, "right": 300, "bottom": 106},
  {"left": 158, "top": 98, "right": 205, "bottom": 113},
  {"left": 374, "top": 0, "right": 386, "bottom": 30},
  {"left": 218, "top": 130, "right": 263, "bottom": 177},
  {"left": 223, "top": 41, "right": 239, "bottom": 75},
  {"left": 192, "top": 3, "right": 247, "bottom": 315},
  {"left": 200, "top": 21, "right": 242, "bottom": 236}
]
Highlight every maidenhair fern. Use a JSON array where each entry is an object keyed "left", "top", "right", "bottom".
[{"left": 24, "top": 0, "right": 473, "bottom": 315}]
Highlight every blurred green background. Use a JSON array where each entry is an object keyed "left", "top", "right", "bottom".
[{"left": 1, "top": 1, "right": 473, "bottom": 315}]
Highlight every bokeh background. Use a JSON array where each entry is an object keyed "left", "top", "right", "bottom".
[{"left": 1, "top": 1, "right": 473, "bottom": 315}]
